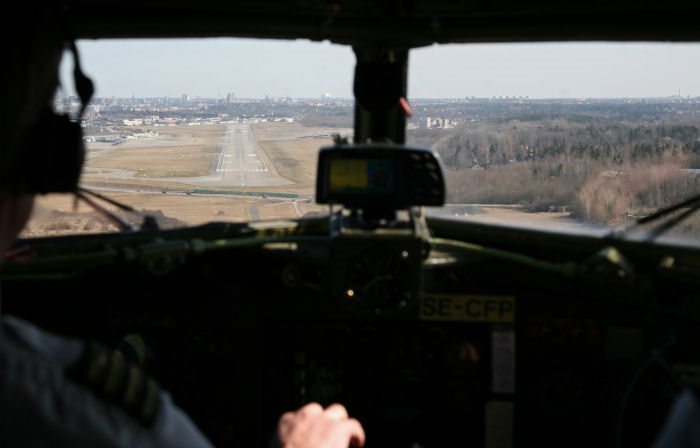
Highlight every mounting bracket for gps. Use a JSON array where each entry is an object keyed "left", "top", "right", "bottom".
[{"left": 316, "top": 143, "right": 446, "bottom": 310}]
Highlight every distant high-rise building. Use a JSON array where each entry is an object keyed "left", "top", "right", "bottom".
[{"left": 182, "top": 93, "right": 190, "bottom": 102}]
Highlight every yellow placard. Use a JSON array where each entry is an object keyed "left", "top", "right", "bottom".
[{"left": 419, "top": 294, "right": 515, "bottom": 323}]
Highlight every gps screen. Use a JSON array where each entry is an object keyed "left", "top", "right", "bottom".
[{"left": 329, "top": 158, "right": 396, "bottom": 195}]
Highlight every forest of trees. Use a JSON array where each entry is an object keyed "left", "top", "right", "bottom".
[{"left": 407, "top": 106, "right": 700, "bottom": 225}]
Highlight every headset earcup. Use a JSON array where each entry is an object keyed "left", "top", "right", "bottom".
[{"left": 24, "top": 108, "right": 85, "bottom": 194}]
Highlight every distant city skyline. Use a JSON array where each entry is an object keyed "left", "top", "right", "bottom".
[{"left": 59, "top": 39, "right": 700, "bottom": 100}]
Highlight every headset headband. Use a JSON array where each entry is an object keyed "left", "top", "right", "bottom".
[{"left": 68, "top": 40, "right": 94, "bottom": 117}]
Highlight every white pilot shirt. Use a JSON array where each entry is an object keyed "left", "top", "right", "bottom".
[
  {"left": 0, "top": 315, "right": 214, "bottom": 448},
  {"left": 652, "top": 388, "right": 700, "bottom": 448}
]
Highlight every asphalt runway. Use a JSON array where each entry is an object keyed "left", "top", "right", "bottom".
[{"left": 213, "top": 124, "right": 274, "bottom": 187}]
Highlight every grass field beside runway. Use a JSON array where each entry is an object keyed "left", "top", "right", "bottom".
[{"left": 86, "top": 144, "right": 218, "bottom": 178}]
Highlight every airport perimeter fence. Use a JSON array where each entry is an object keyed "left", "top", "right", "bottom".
[
  {"left": 81, "top": 181, "right": 311, "bottom": 200},
  {"left": 81, "top": 181, "right": 186, "bottom": 194},
  {"left": 190, "top": 189, "right": 299, "bottom": 198}
]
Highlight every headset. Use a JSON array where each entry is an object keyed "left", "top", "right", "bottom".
[{"left": 19, "top": 41, "right": 94, "bottom": 194}]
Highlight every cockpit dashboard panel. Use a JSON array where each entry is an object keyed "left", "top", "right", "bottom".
[{"left": 4, "top": 216, "right": 700, "bottom": 447}]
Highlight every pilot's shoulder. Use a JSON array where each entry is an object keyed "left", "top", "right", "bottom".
[{"left": 1, "top": 316, "right": 213, "bottom": 447}]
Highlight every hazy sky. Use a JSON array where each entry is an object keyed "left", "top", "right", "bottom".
[{"left": 59, "top": 38, "right": 700, "bottom": 99}]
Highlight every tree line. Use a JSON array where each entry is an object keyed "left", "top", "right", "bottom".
[{"left": 408, "top": 118, "right": 700, "bottom": 226}]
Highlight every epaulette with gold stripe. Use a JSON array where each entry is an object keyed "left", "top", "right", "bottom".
[{"left": 68, "top": 342, "right": 161, "bottom": 426}]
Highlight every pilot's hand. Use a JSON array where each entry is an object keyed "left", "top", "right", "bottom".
[{"left": 276, "top": 402, "right": 366, "bottom": 448}]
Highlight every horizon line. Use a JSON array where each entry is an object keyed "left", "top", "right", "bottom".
[{"left": 58, "top": 95, "right": 700, "bottom": 102}]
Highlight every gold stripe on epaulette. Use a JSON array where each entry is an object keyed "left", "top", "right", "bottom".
[
  {"left": 122, "top": 334, "right": 148, "bottom": 366},
  {"left": 85, "top": 345, "right": 109, "bottom": 385},
  {"left": 104, "top": 351, "right": 126, "bottom": 396},
  {"left": 123, "top": 364, "right": 143, "bottom": 410},
  {"left": 141, "top": 377, "right": 160, "bottom": 424}
]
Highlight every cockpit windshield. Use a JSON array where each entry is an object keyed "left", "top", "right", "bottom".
[{"left": 21, "top": 39, "right": 700, "bottom": 244}]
